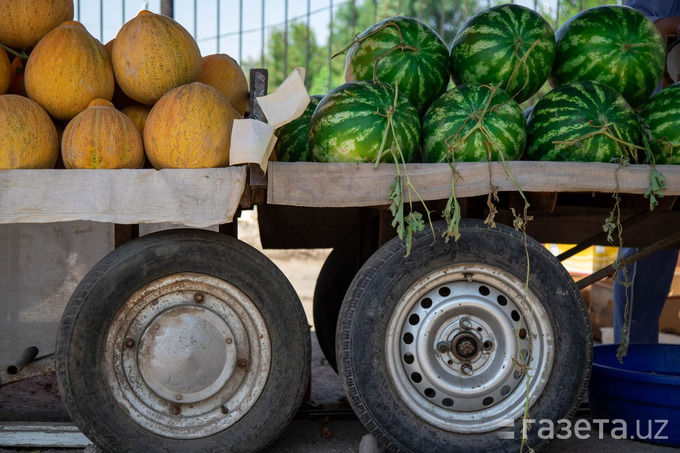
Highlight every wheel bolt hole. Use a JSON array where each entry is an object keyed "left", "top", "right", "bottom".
[
  {"left": 483, "top": 340, "right": 493, "bottom": 350},
  {"left": 420, "top": 297, "right": 432, "bottom": 309},
  {"left": 408, "top": 314, "right": 420, "bottom": 326},
  {"left": 478, "top": 285, "right": 490, "bottom": 296},
  {"left": 438, "top": 287, "right": 451, "bottom": 297},
  {"left": 482, "top": 397, "right": 494, "bottom": 406},
  {"left": 411, "top": 372, "right": 422, "bottom": 383},
  {"left": 424, "top": 388, "right": 436, "bottom": 398},
  {"left": 511, "top": 310, "right": 521, "bottom": 322},
  {"left": 403, "top": 353, "right": 414, "bottom": 364},
  {"left": 403, "top": 333, "right": 414, "bottom": 344},
  {"left": 447, "top": 359, "right": 453, "bottom": 365},
  {"left": 497, "top": 295, "right": 508, "bottom": 306},
  {"left": 442, "top": 398, "right": 454, "bottom": 407}
]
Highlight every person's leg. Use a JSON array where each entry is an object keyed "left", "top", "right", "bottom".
[{"left": 613, "top": 248, "right": 679, "bottom": 344}]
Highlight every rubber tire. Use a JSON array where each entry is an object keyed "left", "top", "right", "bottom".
[
  {"left": 337, "top": 219, "right": 592, "bottom": 453},
  {"left": 312, "top": 244, "right": 362, "bottom": 372},
  {"left": 56, "top": 229, "right": 310, "bottom": 453}
]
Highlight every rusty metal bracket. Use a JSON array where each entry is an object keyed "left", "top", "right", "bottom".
[
  {"left": 0, "top": 353, "right": 55, "bottom": 387},
  {"left": 557, "top": 210, "right": 654, "bottom": 262},
  {"left": 576, "top": 229, "right": 680, "bottom": 290}
]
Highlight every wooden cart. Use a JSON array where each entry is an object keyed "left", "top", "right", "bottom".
[{"left": 1, "top": 157, "right": 678, "bottom": 452}]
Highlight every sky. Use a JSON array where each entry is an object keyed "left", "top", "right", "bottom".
[{"left": 75, "top": 0, "right": 565, "bottom": 66}]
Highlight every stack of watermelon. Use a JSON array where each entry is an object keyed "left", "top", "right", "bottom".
[{"left": 274, "top": 3, "right": 675, "bottom": 167}]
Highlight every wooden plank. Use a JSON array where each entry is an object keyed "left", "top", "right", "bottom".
[
  {"left": 267, "top": 162, "right": 680, "bottom": 207},
  {"left": 0, "top": 422, "right": 90, "bottom": 448},
  {"left": 0, "top": 167, "right": 247, "bottom": 227}
]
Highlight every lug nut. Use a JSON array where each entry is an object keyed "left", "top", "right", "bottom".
[
  {"left": 194, "top": 292, "right": 205, "bottom": 303},
  {"left": 459, "top": 317, "right": 473, "bottom": 329},
  {"left": 461, "top": 364, "right": 473, "bottom": 376},
  {"left": 436, "top": 341, "right": 449, "bottom": 353}
]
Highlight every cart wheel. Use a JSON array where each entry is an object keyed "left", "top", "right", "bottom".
[
  {"left": 56, "top": 229, "right": 310, "bottom": 453},
  {"left": 313, "top": 244, "right": 362, "bottom": 372},
  {"left": 337, "top": 219, "right": 592, "bottom": 453}
]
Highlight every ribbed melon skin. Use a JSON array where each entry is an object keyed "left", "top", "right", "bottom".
[
  {"left": 61, "top": 99, "right": 145, "bottom": 169},
  {"left": 640, "top": 82, "right": 680, "bottom": 165},
  {"left": 309, "top": 81, "right": 420, "bottom": 163},
  {"left": 422, "top": 84, "right": 526, "bottom": 163},
  {"left": 526, "top": 80, "right": 639, "bottom": 162},
  {"left": 24, "top": 21, "right": 114, "bottom": 121},
  {"left": 0, "top": 94, "right": 58, "bottom": 169},
  {"left": 450, "top": 4, "right": 555, "bottom": 104},
  {"left": 551, "top": 5, "right": 664, "bottom": 107},
  {"left": 344, "top": 16, "right": 449, "bottom": 115},
  {"left": 112, "top": 11, "right": 202, "bottom": 105},
  {"left": 274, "top": 95, "right": 322, "bottom": 162}
]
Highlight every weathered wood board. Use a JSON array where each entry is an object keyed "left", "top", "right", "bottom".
[{"left": 267, "top": 162, "right": 680, "bottom": 207}]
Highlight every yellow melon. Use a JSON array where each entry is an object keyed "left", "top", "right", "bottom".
[
  {"left": 121, "top": 104, "right": 151, "bottom": 136},
  {"left": 200, "top": 53, "right": 250, "bottom": 116},
  {"left": 24, "top": 21, "right": 114, "bottom": 121},
  {"left": 144, "top": 83, "right": 238, "bottom": 169},
  {"left": 61, "top": 99, "right": 144, "bottom": 169},
  {"left": 103, "top": 38, "right": 136, "bottom": 109},
  {"left": 0, "top": 0, "right": 74, "bottom": 49},
  {"left": 0, "top": 94, "right": 58, "bottom": 169},
  {"left": 112, "top": 10, "right": 202, "bottom": 105}
]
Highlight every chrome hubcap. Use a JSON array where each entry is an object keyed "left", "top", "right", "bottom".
[{"left": 104, "top": 273, "right": 271, "bottom": 438}]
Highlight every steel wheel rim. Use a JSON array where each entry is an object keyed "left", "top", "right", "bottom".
[
  {"left": 104, "top": 273, "right": 271, "bottom": 438},
  {"left": 385, "top": 264, "right": 554, "bottom": 433}
]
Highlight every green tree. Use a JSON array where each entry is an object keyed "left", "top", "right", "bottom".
[{"left": 242, "top": 21, "right": 326, "bottom": 92}]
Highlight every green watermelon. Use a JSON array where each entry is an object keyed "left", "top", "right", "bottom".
[
  {"left": 449, "top": 4, "right": 556, "bottom": 104},
  {"left": 274, "top": 95, "right": 323, "bottom": 162},
  {"left": 551, "top": 5, "right": 665, "bottom": 108},
  {"left": 422, "top": 84, "right": 526, "bottom": 163},
  {"left": 640, "top": 82, "right": 680, "bottom": 165},
  {"left": 526, "top": 80, "right": 639, "bottom": 162},
  {"left": 309, "top": 80, "right": 420, "bottom": 163},
  {"left": 344, "top": 16, "right": 449, "bottom": 115}
]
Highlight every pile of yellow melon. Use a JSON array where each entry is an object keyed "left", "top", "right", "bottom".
[{"left": 0, "top": 0, "right": 249, "bottom": 169}]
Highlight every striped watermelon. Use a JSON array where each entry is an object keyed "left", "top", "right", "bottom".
[
  {"left": 422, "top": 84, "right": 526, "bottom": 163},
  {"left": 526, "top": 80, "right": 639, "bottom": 162},
  {"left": 551, "top": 5, "right": 665, "bottom": 108},
  {"left": 640, "top": 82, "right": 680, "bottom": 165},
  {"left": 449, "top": 4, "right": 556, "bottom": 104},
  {"left": 344, "top": 16, "right": 450, "bottom": 115},
  {"left": 309, "top": 80, "right": 420, "bottom": 163},
  {"left": 274, "top": 94, "right": 322, "bottom": 162}
]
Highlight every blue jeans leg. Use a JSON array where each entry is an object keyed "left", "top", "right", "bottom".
[{"left": 613, "top": 248, "right": 679, "bottom": 344}]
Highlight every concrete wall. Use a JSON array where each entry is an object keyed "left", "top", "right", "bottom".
[{"left": 0, "top": 222, "right": 114, "bottom": 366}]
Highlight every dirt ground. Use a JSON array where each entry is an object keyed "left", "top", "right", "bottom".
[{"left": 0, "top": 210, "right": 678, "bottom": 452}]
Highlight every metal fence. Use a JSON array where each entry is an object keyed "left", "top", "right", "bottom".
[{"left": 73, "top": 0, "right": 623, "bottom": 92}]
